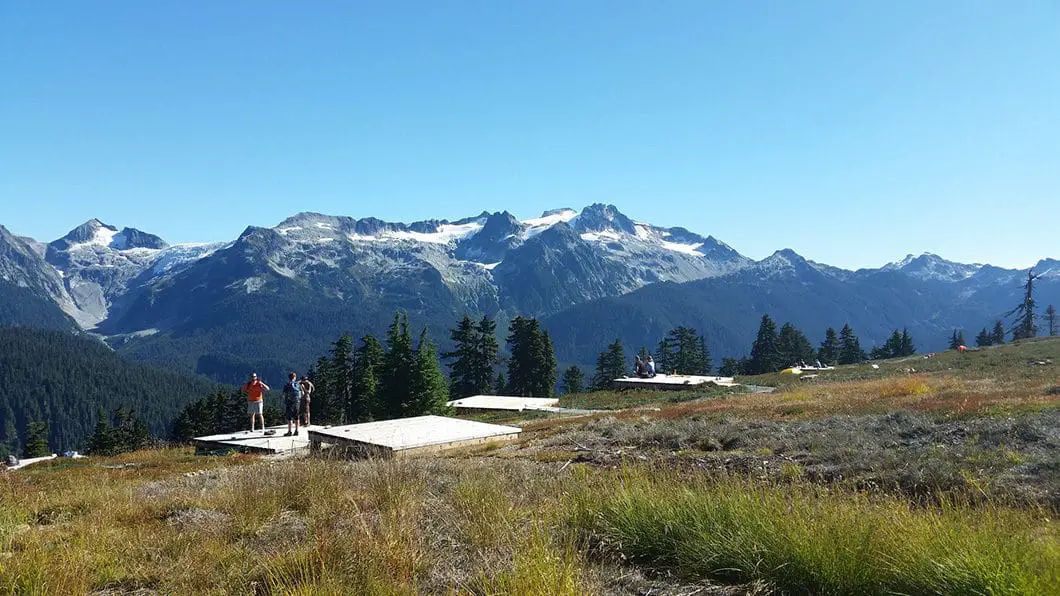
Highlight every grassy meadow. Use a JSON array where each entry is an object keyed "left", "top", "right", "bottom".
[{"left": 1, "top": 337, "right": 1058, "bottom": 594}]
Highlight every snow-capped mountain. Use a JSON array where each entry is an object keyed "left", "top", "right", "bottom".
[
  {"left": 1, "top": 204, "right": 1055, "bottom": 385},
  {"left": 879, "top": 253, "right": 985, "bottom": 282},
  {"left": 40, "top": 219, "right": 224, "bottom": 327}
]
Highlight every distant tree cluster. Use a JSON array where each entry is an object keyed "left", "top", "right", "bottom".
[
  {"left": 592, "top": 339, "right": 627, "bottom": 391},
  {"left": 173, "top": 390, "right": 283, "bottom": 442},
  {"left": 655, "top": 326, "right": 711, "bottom": 376},
  {"left": 872, "top": 329, "right": 917, "bottom": 359},
  {"left": 975, "top": 321, "right": 1007, "bottom": 347},
  {"left": 310, "top": 312, "right": 450, "bottom": 424},
  {"left": 88, "top": 407, "right": 151, "bottom": 455},
  {"left": 717, "top": 318, "right": 869, "bottom": 376}
]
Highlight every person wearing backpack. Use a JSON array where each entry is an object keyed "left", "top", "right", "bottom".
[{"left": 282, "top": 372, "right": 302, "bottom": 437}]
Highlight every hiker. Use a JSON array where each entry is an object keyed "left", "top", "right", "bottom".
[
  {"left": 634, "top": 355, "right": 645, "bottom": 378},
  {"left": 299, "top": 375, "right": 314, "bottom": 427},
  {"left": 243, "top": 372, "right": 270, "bottom": 432},
  {"left": 282, "top": 372, "right": 302, "bottom": 436},
  {"left": 647, "top": 355, "right": 656, "bottom": 377}
]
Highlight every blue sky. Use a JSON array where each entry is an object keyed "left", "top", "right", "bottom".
[{"left": 1, "top": 1, "right": 1056, "bottom": 269}]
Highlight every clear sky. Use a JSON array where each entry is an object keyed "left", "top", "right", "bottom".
[{"left": 1, "top": 1, "right": 1057, "bottom": 269}]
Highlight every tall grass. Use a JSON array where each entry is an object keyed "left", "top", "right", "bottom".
[{"left": 569, "top": 468, "right": 1059, "bottom": 595}]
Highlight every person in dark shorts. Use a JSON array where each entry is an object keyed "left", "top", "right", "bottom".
[
  {"left": 282, "top": 372, "right": 302, "bottom": 437},
  {"left": 298, "top": 375, "right": 314, "bottom": 427}
]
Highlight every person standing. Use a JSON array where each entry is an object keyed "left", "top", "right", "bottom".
[
  {"left": 298, "top": 375, "right": 314, "bottom": 427},
  {"left": 243, "top": 373, "right": 270, "bottom": 432},
  {"left": 283, "top": 372, "right": 302, "bottom": 437}
]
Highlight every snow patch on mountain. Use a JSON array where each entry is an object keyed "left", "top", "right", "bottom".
[{"left": 523, "top": 209, "right": 578, "bottom": 237}]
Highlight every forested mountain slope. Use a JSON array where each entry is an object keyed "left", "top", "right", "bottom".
[{"left": 0, "top": 327, "right": 219, "bottom": 455}]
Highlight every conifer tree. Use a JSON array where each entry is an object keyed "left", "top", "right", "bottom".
[
  {"left": 718, "top": 357, "right": 745, "bottom": 376},
  {"left": 818, "top": 327, "right": 840, "bottom": 364},
  {"left": 1046, "top": 305, "right": 1057, "bottom": 337},
  {"left": 992, "top": 320, "right": 1006, "bottom": 345},
  {"left": 777, "top": 322, "right": 815, "bottom": 366},
  {"left": 320, "top": 335, "right": 354, "bottom": 423},
  {"left": 837, "top": 324, "right": 866, "bottom": 365},
  {"left": 494, "top": 372, "right": 506, "bottom": 395},
  {"left": 948, "top": 329, "right": 965, "bottom": 350},
  {"left": 561, "top": 365, "right": 584, "bottom": 395},
  {"left": 350, "top": 335, "right": 384, "bottom": 422},
  {"left": 592, "top": 339, "right": 626, "bottom": 390},
  {"left": 1, "top": 406, "right": 19, "bottom": 459},
  {"left": 88, "top": 407, "right": 114, "bottom": 455},
  {"left": 747, "top": 315, "right": 781, "bottom": 374},
  {"left": 23, "top": 420, "right": 49, "bottom": 458},
  {"left": 900, "top": 328, "right": 915, "bottom": 356},
  {"left": 505, "top": 317, "right": 554, "bottom": 397},
  {"left": 407, "top": 329, "right": 450, "bottom": 416},
  {"left": 444, "top": 315, "right": 478, "bottom": 399},
  {"left": 659, "top": 327, "right": 710, "bottom": 374},
  {"left": 380, "top": 313, "right": 415, "bottom": 418},
  {"left": 655, "top": 339, "right": 672, "bottom": 375},
  {"left": 975, "top": 328, "right": 992, "bottom": 348},
  {"left": 538, "top": 331, "right": 558, "bottom": 397},
  {"left": 475, "top": 315, "right": 501, "bottom": 393},
  {"left": 1009, "top": 271, "right": 1039, "bottom": 340}
]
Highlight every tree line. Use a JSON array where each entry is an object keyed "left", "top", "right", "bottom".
[{"left": 174, "top": 311, "right": 564, "bottom": 438}]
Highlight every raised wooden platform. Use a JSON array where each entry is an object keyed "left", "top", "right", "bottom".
[
  {"left": 193, "top": 425, "right": 322, "bottom": 455},
  {"left": 447, "top": 395, "right": 559, "bottom": 411},
  {"left": 308, "top": 415, "right": 521, "bottom": 457},
  {"left": 612, "top": 373, "right": 737, "bottom": 391}
]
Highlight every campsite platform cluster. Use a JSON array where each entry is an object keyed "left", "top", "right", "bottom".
[
  {"left": 193, "top": 416, "right": 520, "bottom": 456},
  {"left": 611, "top": 373, "right": 737, "bottom": 391}
]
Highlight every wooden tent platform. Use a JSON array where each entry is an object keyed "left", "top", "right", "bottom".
[
  {"left": 612, "top": 373, "right": 737, "bottom": 391},
  {"left": 308, "top": 415, "right": 520, "bottom": 457}
]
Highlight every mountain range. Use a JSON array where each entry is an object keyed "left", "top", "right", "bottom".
[{"left": 1, "top": 204, "right": 1056, "bottom": 383}]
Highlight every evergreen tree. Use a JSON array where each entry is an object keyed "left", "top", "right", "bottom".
[
  {"left": 506, "top": 317, "right": 554, "bottom": 397},
  {"left": 443, "top": 315, "right": 478, "bottom": 399},
  {"left": 817, "top": 327, "right": 840, "bottom": 365},
  {"left": 538, "top": 331, "right": 558, "bottom": 397},
  {"left": 23, "top": 420, "right": 50, "bottom": 458},
  {"left": 88, "top": 407, "right": 114, "bottom": 455},
  {"left": 561, "top": 365, "right": 584, "bottom": 395},
  {"left": 777, "top": 322, "right": 815, "bottom": 366},
  {"left": 948, "top": 330, "right": 965, "bottom": 350},
  {"left": 718, "top": 357, "right": 745, "bottom": 376},
  {"left": 407, "top": 329, "right": 450, "bottom": 416},
  {"left": 992, "top": 320, "right": 1006, "bottom": 345},
  {"left": 899, "top": 328, "right": 915, "bottom": 356},
  {"left": 592, "top": 339, "right": 626, "bottom": 391},
  {"left": 975, "top": 328, "right": 992, "bottom": 348},
  {"left": 1046, "top": 305, "right": 1057, "bottom": 337},
  {"left": 837, "top": 324, "right": 866, "bottom": 365},
  {"left": 494, "top": 372, "right": 506, "bottom": 395},
  {"left": 350, "top": 335, "right": 384, "bottom": 422},
  {"left": 380, "top": 313, "right": 415, "bottom": 418},
  {"left": 1008, "top": 271, "right": 1039, "bottom": 340},
  {"left": 659, "top": 327, "right": 712, "bottom": 375},
  {"left": 323, "top": 335, "right": 354, "bottom": 424},
  {"left": 655, "top": 339, "right": 673, "bottom": 375},
  {"left": 747, "top": 315, "right": 781, "bottom": 374},
  {"left": 1, "top": 406, "right": 19, "bottom": 460},
  {"left": 475, "top": 315, "right": 501, "bottom": 394}
]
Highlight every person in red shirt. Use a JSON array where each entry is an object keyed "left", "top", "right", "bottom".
[{"left": 242, "top": 372, "right": 270, "bottom": 432}]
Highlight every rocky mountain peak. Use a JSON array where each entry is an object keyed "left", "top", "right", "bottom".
[{"left": 571, "top": 203, "right": 636, "bottom": 235}]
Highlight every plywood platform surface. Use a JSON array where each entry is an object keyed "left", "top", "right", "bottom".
[
  {"left": 447, "top": 395, "right": 560, "bottom": 411},
  {"left": 309, "top": 415, "right": 520, "bottom": 452},
  {"left": 194, "top": 425, "right": 322, "bottom": 454}
]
